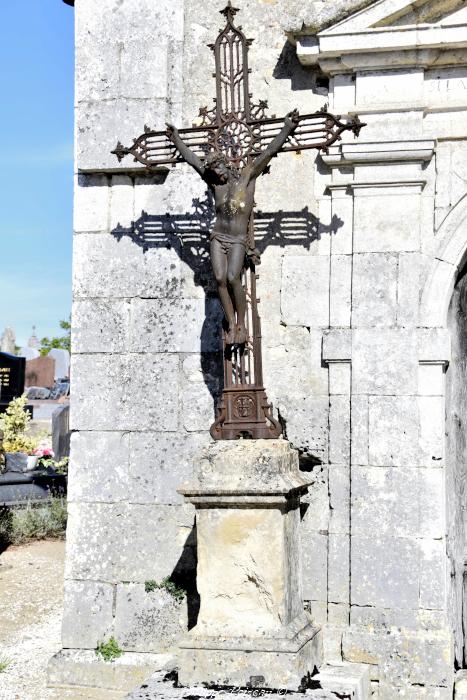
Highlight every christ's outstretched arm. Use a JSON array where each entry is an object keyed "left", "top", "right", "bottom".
[
  {"left": 166, "top": 123, "right": 206, "bottom": 179},
  {"left": 248, "top": 109, "right": 300, "bottom": 180}
]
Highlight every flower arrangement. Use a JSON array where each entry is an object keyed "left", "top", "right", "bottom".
[
  {"left": 0, "top": 395, "right": 36, "bottom": 454},
  {"left": 0, "top": 396, "right": 68, "bottom": 476},
  {"left": 34, "top": 449, "right": 69, "bottom": 475}
]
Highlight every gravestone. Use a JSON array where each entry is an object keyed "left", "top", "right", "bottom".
[
  {"left": 52, "top": 404, "right": 71, "bottom": 460},
  {"left": 0, "top": 352, "right": 25, "bottom": 404},
  {"left": 25, "top": 356, "right": 55, "bottom": 389},
  {"left": 48, "top": 349, "right": 70, "bottom": 380}
]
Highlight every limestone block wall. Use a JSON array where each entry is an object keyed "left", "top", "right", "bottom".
[
  {"left": 65, "top": 0, "right": 467, "bottom": 695},
  {"left": 65, "top": 0, "right": 329, "bottom": 656},
  {"left": 66, "top": 0, "right": 207, "bottom": 653},
  {"left": 304, "top": 56, "right": 467, "bottom": 696}
]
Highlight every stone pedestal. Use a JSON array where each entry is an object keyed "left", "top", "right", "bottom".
[{"left": 177, "top": 439, "right": 322, "bottom": 690}]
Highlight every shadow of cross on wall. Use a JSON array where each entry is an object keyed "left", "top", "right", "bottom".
[{"left": 111, "top": 193, "right": 343, "bottom": 410}]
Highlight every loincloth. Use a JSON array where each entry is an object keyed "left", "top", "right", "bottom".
[
  {"left": 210, "top": 231, "right": 247, "bottom": 254},
  {"left": 210, "top": 232, "right": 261, "bottom": 264}
]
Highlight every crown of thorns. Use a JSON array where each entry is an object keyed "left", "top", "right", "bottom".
[{"left": 205, "top": 151, "right": 232, "bottom": 169}]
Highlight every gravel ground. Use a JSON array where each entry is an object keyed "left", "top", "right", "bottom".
[{"left": 0, "top": 540, "right": 124, "bottom": 700}]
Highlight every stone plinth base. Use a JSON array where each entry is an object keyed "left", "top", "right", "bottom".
[
  {"left": 178, "top": 439, "right": 321, "bottom": 690},
  {"left": 178, "top": 617, "right": 322, "bottom": 690},
  {"left": 47, "top": 649, "right": 172, "bottom": 692}
]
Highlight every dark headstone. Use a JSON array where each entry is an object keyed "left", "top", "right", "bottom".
[
  {"left": 52, "top": 404, "right": 71, "bottom": 460},
  {"left": 0, "top": 352, "right": 25, "bottom": 403}
]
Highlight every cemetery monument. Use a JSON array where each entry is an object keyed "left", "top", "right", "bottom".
[{"left": 51, "top": 0, "right": 467, "bottom": 698}]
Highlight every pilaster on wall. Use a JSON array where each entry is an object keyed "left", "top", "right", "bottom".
[{"left": 318, "top": 136, "right": 454, "bottom": 692}]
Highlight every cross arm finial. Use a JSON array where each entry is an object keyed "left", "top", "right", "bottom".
[{"left": 220, "top": 2, "right": 239, "bottom": 22}]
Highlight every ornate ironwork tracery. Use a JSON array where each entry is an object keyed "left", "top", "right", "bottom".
[{"left": 112, "top": 2, "right": 364, "bottom": 440}]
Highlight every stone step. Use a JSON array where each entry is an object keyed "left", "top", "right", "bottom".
[{"left": 125, "top": 663, "right": 371, "bottom": 700}]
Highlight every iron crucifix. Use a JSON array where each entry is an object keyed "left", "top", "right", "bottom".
[
  {"left": 165, "top": 110, "right": 300, "bottom": 345},
  {"left": 112, "top": 2, "right": 364, "bottom": 440}
]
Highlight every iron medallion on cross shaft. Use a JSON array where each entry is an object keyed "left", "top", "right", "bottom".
[{"left": 112, "top": 2, "right": 365, "bottom": 441}]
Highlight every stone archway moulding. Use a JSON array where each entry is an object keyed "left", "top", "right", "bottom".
[{"left": 420, "top": 193, "right": 467, "bottom": 329}]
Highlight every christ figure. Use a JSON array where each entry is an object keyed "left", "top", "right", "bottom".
[{"left": 166, "top": 110, "right": 299, "bottom": 345}]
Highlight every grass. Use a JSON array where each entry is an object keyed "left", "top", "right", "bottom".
[
  {"left": 0, "top": 657, "right": 11, "bottom": 672},
  {"left": 0, "top": 498, "right": 67, "bottom": 547},
  {"left": 144, "top": 576, "right": 186, "bottom": 602},
  {"left": 144, "top": 579, "right": 158, "bottom": 593},
  {"left": 95, "top": 637, "right": 123, "bottom": 662}
]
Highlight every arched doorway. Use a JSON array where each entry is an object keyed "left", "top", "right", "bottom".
[
  {"left": 421, "top": 196, "right": 467, "bottom": 668},
  {"left": 446, "top": 262, "right": 467, "bottom": 667}
]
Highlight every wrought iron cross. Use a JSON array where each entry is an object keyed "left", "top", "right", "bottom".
[{"left": 113, "top": 2, "right": 364, "bottom": 441}]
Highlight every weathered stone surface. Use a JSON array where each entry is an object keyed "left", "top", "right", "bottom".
[
  {"left": 301, "top": 464, "right": 329, "bottom": 532},
  {"left": 328, "top": 604, "right": 349, "bottom": 625},
  {"left": 109, "top": 175, "right": 134, "bottom": 230},
  {"left": 302, "top": 532, "right": 328, "bottom": 603},
  {"left": 65, "top": 503, "right": 195, "bottom": 583},
  {"left": 329, "top": 361, "right": 351, "bottom": 395},
  {"left": 397, "top": 253, "right": 420, "bottom": 326},
  {"left": 113, "top": 584, "right": 187, "bottom": 652},
  {"left": 329, "top": 396, "right": 350, "bottom": 465},
  {"left": 353, "top": 191, "right": 421, "bottom": 253},
  {"left": 351, "top": 467, "right": 419, "bottom": 537},
  {"left": 418, "top": 396, "right": 445, "bottom": 464},
  {"left": 315, "top": 663, "right": 371, "bottom": 700},
  {"left": 351, "top": 536, "right": 420, "bottom": 609},
  {"left": 323, "top": 329, "right": 351, "bottom": 362},
  {"left": 128, "top": 432, "right": 210, "bottom": 505},
  {"left": 68, "top": 431, "right": 210, "bottom": 505},
  {"left": 73, "top": 233, "right": 181, "bottom": 300},
  {"left": 352, "top": 253, "right": 398, "bottom": 327},
  {"left": 48, "top": 649, "right": 171, "bottom": 693},
  {"left": 72, "top": 299, "right": 131, "bottom": 353},
  {"left": 279, "top": 396, "right": 329, "bottom": 463},
  {"left": 330, "top": 254, "right": 352, "bottom": 326},
  {"left": 61, "top": 580, "right": 114, "bottom": 649},
  {"left": 350, "top": 605, "right": 446, "bottom": 631},
  {"left": 128, "top": 298, "right": 222, "bottom": 353},
  {"left": 67, "top": 431, "right": 130, "bottom": 503},
  {"left": 281, "top": 255, "right": 330, "bottom": 327},
  {"left": 419, "top": 539, "right": 446, "bottom": 610},
  {"left": 328, "top": 534, "right": 350, "bottom": 604},
  {"left": 264, "top": 326, "right": 328, "bottom": 399},
  {"left": 70, "top": 353, "right": 179, "bottom": 431},
  {"left": 343, "top": 628, "right": 453, "bottom": 687},
  {"left": 182, "top": 381, "right": 217, "bottom": 432},
  {"left": 328, "top": 466, "right": 350, "bottom": 535},
  {"left": 418, "top": 363, "right": 445, "bottom": 396},
  {"left": 352, "top": 329, "right": 418, "bottom": 395},
  {"left": 352, "top": 467, "right": 445, "bottom": 544},
  {"left": 351, "top": 396, "right": 368, "bottom": 465},
  {"left": 379, "top": 685, "right": 451, "bottom": 699},
  {"left": 74, "top": 176, "right": 109, "bottom": 232},
  {"left": 368, "top": 396, "right": 419, "bottom": 467},
  {"left": 178, "top": 634, "right": 323, "bottom": 692}
]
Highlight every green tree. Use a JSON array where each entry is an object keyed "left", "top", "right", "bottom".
[{"left": 40, "top": 317, "right": 71, "bottom": 357}]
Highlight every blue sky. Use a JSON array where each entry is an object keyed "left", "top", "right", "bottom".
[{"left": 0, "top": 0, "right": 74, "bottom": 347}]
